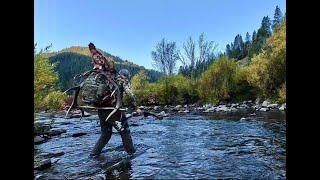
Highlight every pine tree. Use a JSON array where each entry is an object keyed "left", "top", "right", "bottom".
[
  {"left": 272, "top": 6, "right": 283, "bottom": 29},
  {"left": 245, "top": 32, "right": 251, "bottom": 43},
  {"left": 226, "top": 44, "right": 232, "bottom": 57},
  {"left": 244, "top": 32, "right": 251, "bottom": 57},
  {"left": 259, "top": 16, "right": 272, "bottom": 38},
  {"left": 252, "top": 30, "right": 257, "bottom": 42}
]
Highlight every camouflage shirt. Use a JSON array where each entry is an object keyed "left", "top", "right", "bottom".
[{"left": 116, "top": 75, "right": 137, "bottom": 108}]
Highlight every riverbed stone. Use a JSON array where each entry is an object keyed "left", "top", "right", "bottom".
[
  {"left": 34, "top": 159, "right": 51, "bottom": 170},
  {"left": 240, "top": 104, "right": 249, "bottom": 109},
  {"left": 72, "top": 132, "right": 87, "bottom": 137},
  {"left": 204, "top": 107, "right": 216, "bottom": 112},
  {"left": 216, "top": 106, "right": 228, "bottom": 112},
  {"left": 34, "top": 136, "right": 46, "bottom": 145},
  {"left": 37, "top": 151, "right": 65, "bottom": 158},
  {"left": 34, "top": 122, "right": 51, "bottom": 135},
  {"left": 255, "top": 97, "right": 261, "bottom": 105},
  {"left": 153, "top": 106, "right": 161, "bottom": 111},
  {"left": 279, "top": 103, "right": 286, "bottom": 111},
  {"left": 86, "top": 174, "right": 106, "bottom": 180},
  {"left": 267, "top": 103, "right": 278, "bottom": 108},
  {"left": 231, "top": 103, "right": 239, "bottom": 108},
  {"left": 230, "top": 107, "right": 238, "bottom": 111},
  {"left": 158, "top": 111, "right": 168, "bottom": 117},
  {"left": 262, "top": 100, "right": 270, "bottom": 107},
  {"left": 260, "top": 107, "right": 270, "bottom": 112},
  {"left": 175, "top": 105, "right": 182, "bottom": 109},
  {"left": 51, "top": 158, "right": 60, "bottom": 164},
  {"left": 198, "top": 107, "right": 205, "bottom": 111},
  {"left": 47, "top": 128, "right": 66, "bottom": 136}
]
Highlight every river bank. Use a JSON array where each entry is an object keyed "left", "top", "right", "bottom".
[{"left": 35, "top": 99, "right": 286, "bottom": 121}]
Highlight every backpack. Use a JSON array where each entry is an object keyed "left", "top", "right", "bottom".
[{"left": 81, "top": 72, "right": 110, "bottom": 106}]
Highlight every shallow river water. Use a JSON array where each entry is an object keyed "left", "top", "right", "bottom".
[{"left": 34, "top": 110, "right": 286, "bottom": 179}]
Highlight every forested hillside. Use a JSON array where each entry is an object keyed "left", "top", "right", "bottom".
[{"left": 47, "top": 47, "right": 163, "bottom": 90}]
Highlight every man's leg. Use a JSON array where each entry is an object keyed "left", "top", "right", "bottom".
[
  {"left": 91, "top": 109, "right": 113, "bottom": 156},
  {"left": 113, "top": 112, "right": 135, "bottom": 155}
]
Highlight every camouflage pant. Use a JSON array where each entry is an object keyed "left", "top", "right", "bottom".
[{"left": 91, "top": 109, "right": 135, "bottom": 156}]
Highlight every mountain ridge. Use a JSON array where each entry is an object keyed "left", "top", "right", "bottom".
[{"left": 46, "top": 46, "right": 163, "bottom": 90}]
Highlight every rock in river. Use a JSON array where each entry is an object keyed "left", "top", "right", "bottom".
[
  {"left": 158, "top": 111, "right": 168, "bottom": 117},
  {"left": 279, "top": 103, "right": 286, "bottom": 111},
  {"left": 267, "top": 103, "right": 278, "bottom": 109},
  {"left": 47, "top": 128, "right": 67, "bottom": 136},
  {"left": 34, "top": 159, "right": 51, "bottom": 170},
  {"left": 72, "top": 132, "right": 87, "bottom": 137},
  {"left": 259, "top": 107, "right": 270, "bottom": 112},
  {"left": 37, "top": 151, "right": 65, "bottom": 158},
  {"left": 34, "top": 136, "right": 46, "bottom": 145},
  {"left": 261, "top": 100, "right": 270, "bottom": 107}
]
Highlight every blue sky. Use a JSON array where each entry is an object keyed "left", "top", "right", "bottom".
[{"left": 35, "top": 0, "right": 285, "bottom": 69}]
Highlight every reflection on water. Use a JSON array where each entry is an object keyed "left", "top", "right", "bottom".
[{"left": 34, "top": 110, "right": 286, "bottom": 179}]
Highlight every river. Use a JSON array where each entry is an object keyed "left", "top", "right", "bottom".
[{"left": 34, "top": 110, "right": 286, "bottom": 179}]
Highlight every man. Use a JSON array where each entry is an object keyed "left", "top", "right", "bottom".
[{"left": 89, "top": 47, "right": 142, "bottom": 156}]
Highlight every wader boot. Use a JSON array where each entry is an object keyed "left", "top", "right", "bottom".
[{"left": 91, "top": 109, "right": 135, "bottom": 156}]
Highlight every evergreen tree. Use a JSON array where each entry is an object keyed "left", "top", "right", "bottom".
[
  {"left": 245, "top": 32, "right": 251, "bottom": 43},
  {"left": 272, "top": 6, "right": 283, "bottom": 29},
  {"left": 258, "top": 16, "right": 272, "bottom": 38},
  {"left": 252, "top": 30, "right": 257, "bottom": 42},
  {"left": 244, "top": 32, "right": 251, "bottom": 57},
  {"left": 226, "top": 44, "right": 232, "bottom": 57}
]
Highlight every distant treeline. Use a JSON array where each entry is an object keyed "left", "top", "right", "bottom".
[
  {"left": 130, "top": 6, "right": 286, "bottom": 106},
  {"left": 178, "top": 6, "right": 284, "bottom": 78}
]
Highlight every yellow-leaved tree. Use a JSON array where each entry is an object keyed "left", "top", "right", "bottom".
[
  {"left": 243, "top": 19, "right": 286, "bottom": 101},
  {"left": 34, "top": 48, "right": 67, "bottom": 112}
]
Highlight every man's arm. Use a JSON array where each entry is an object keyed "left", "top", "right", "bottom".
[{"left": 123, "top": 82, "right": 137, "bottom": 108}]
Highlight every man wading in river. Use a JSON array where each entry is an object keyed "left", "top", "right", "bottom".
[{"left": 87, "top": 43, "right": 143, "bottom": 156}]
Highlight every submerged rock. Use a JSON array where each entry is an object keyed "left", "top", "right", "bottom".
[
  {"left": 37, "top": 151, "right": 65, "bottom": 158},
  {"left": 34, "top": 136, "right": 46, "bottom": 145},
  {"left": 47, "top": 128, "right": 67, "bottom": 136},
  {"left": 34, "top": 159, "right": 51, "bottom": 170},
  {"left": 72, "top": 132, "right": 87, "bottom": 137},
  {"left": 85, "top": 174, "right": 106, "bottom": 180},
  {"left": 34, "top": 121, "right": 52, "bottom": 135}
]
